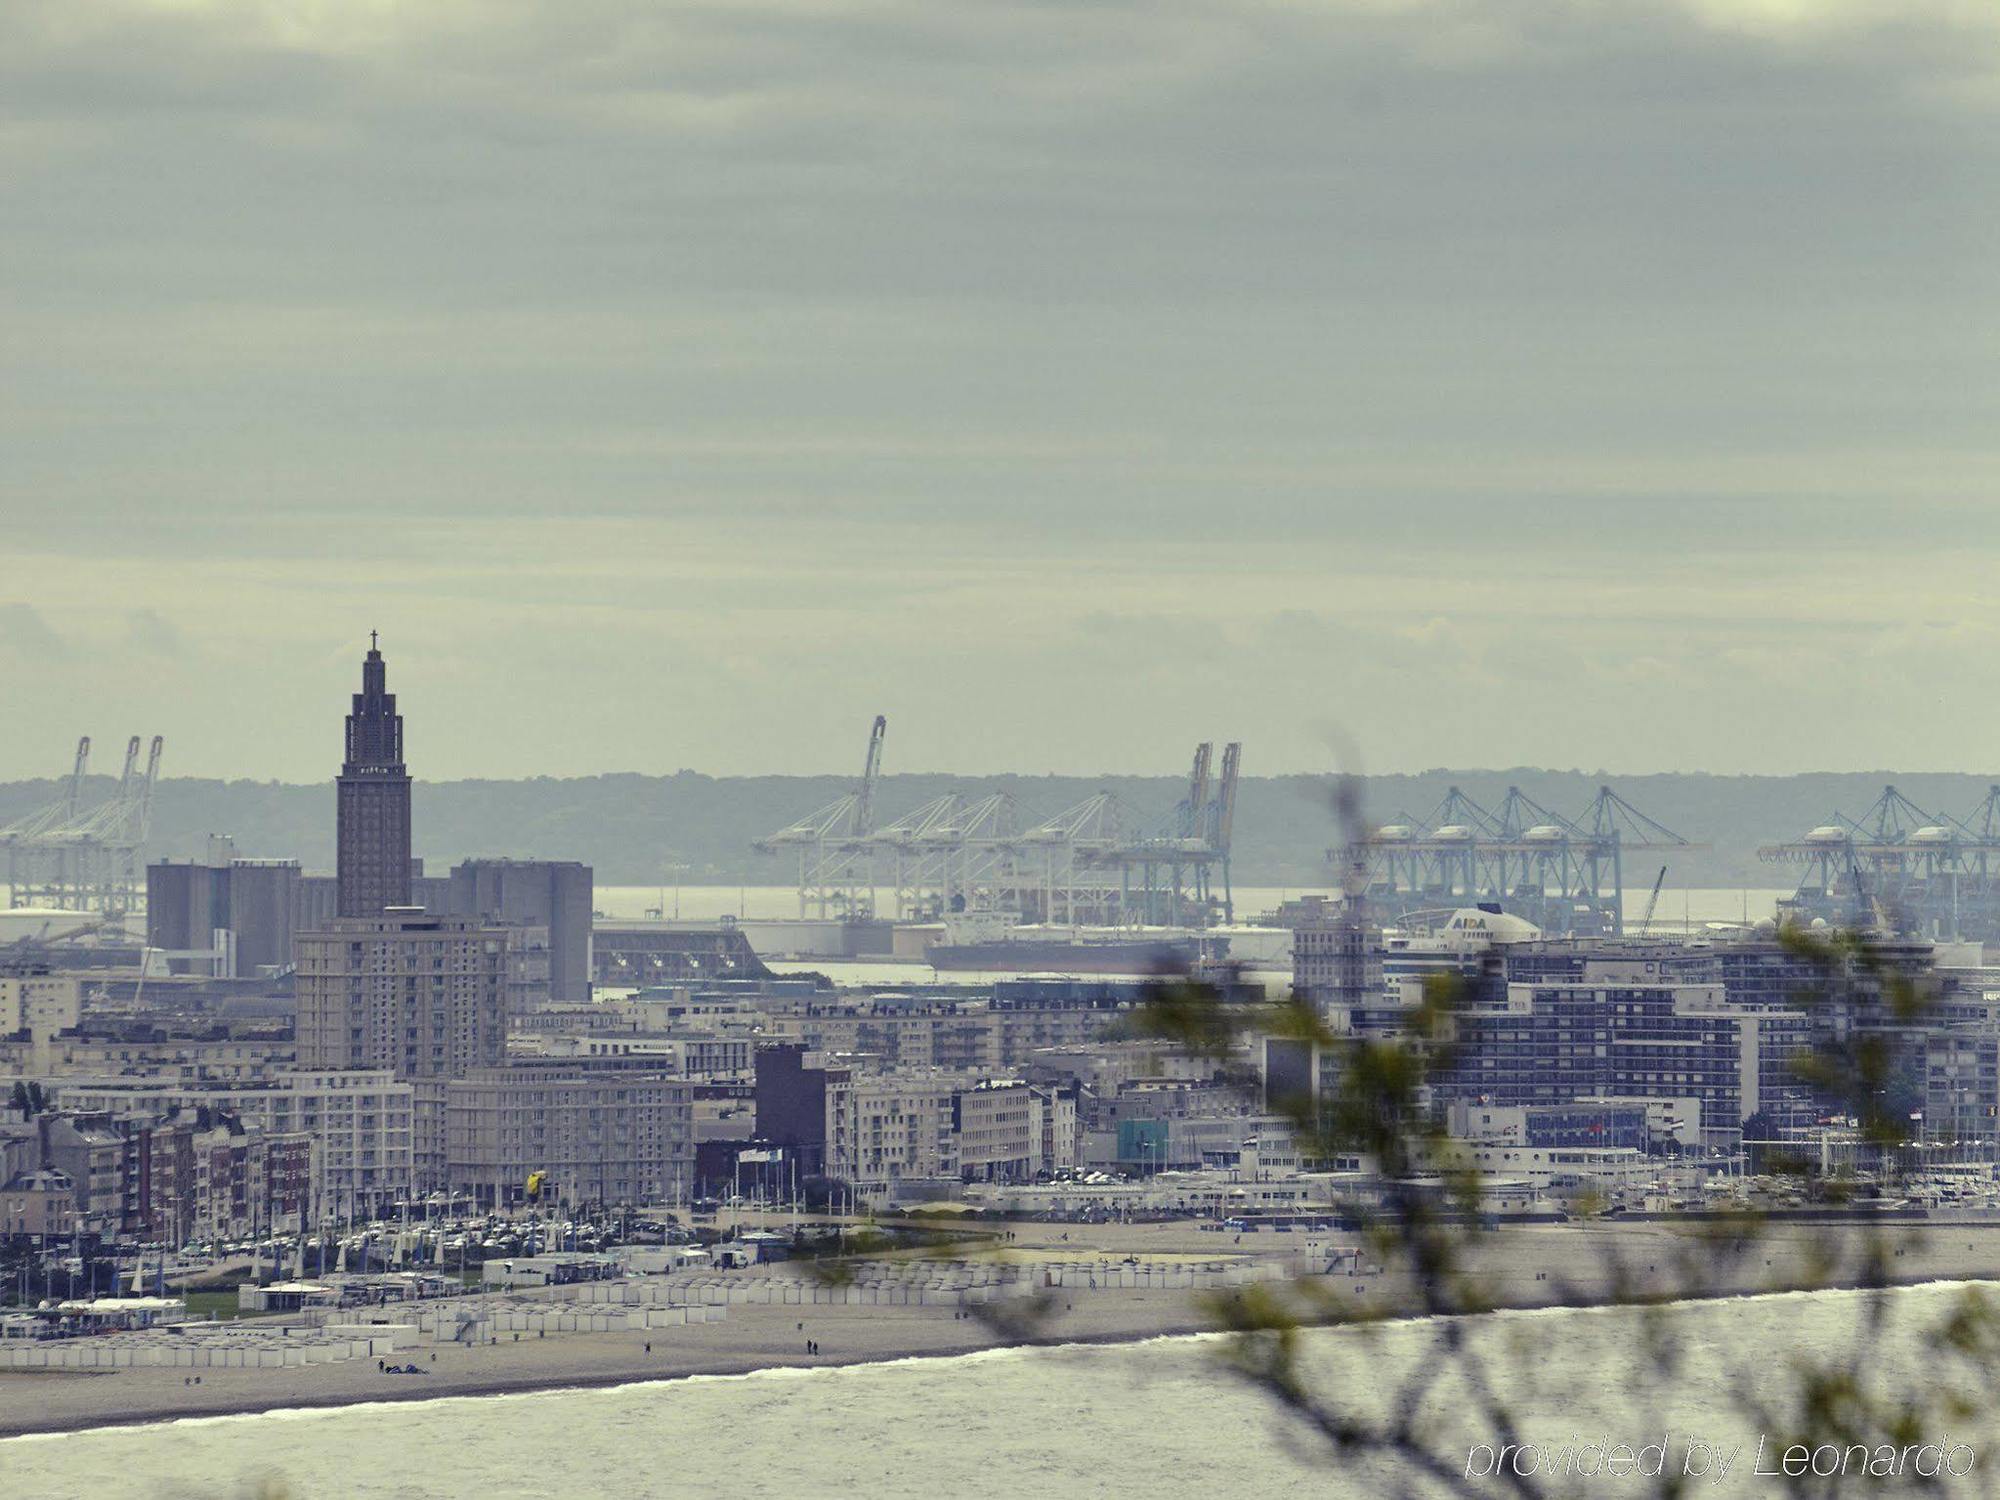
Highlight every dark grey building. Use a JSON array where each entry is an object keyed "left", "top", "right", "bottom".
[
  {"left": 445, "top": 859, "right": 593, "bottom": 1005},
  {"left": 146, "top": 847, "right": 302, "bottom": 976},
  {"left": 336, "top": 635, "right": 412, "bottom": 918},
  {"left": 146, "top": 858, "right": 230, "bottom": 966},
  {"left": 753, "top": 1043, "right": 835, "bottom": 1176}
]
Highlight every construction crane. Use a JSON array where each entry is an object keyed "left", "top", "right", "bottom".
[{"left": 1638, "top": 865, "right": 1668, "bottom": 932}]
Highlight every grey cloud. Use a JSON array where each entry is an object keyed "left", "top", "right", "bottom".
[
  {"left": 124, "top": 608, "right": 184, "bottom": 657},
  {"left": 0, "top": 604, "right": 70, "bottom": 660},
  {"left": 0, "top": 1, "right": 1995, "bottom": 779}
]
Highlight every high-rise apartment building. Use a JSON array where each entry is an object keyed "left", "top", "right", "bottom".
[
  {"left": 293, "top": 912, "right": 508, "bottom": 1080},
  {"left": 824, "top": 1069, "right": 962, "bottom": 1187}
]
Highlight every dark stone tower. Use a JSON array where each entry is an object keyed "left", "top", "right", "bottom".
[{"left": 336, "top": 632, "right": 412, "bottom": 917}]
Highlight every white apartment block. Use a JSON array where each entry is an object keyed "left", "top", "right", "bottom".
[
  {"left": 443, "top": 1066, "right": 694, "bottom": 1209},
  {"left": 52, "top": 1070, "right": 416, "bottom": 1215},
  {"left": 0, "top": 971, "right": 83, "bottom": 1041},
  {"left": 826, "top": 1071, "right": 961, "bottom": 1187},
  {"left": 532, "top": 1032, "right": 754, "bottom": 1079},
  {"left": 956, "top": 1079, "right": 1038, "bottom": 1181},
  {"left": 0, "top": 1035, "right": 288, "bottom": 1083}
]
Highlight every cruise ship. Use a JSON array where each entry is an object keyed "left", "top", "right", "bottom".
[{"left": 923, "top": 909, "right": 1230, "bottom": 974}]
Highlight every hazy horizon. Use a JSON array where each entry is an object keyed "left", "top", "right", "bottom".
[
  {"left": 5, "top": 1, "right": 1996, "bottom": 783},
  {"left": 17, "top": 757, "right": 2000, "bottom": 788}
]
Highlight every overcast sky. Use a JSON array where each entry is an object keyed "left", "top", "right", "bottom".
[{"left": 3, "top": 0, "right": 1996, "bottom": 783}]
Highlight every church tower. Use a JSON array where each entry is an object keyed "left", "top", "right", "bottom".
[{"left": 336, "top": 632, "right": 412, "bottom": 917}]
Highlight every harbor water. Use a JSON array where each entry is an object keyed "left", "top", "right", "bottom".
[{"left": 594, "top": 886, "right": 1792, "bottom": 929}]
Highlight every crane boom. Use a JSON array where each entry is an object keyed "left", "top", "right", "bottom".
[
  {"left": 1185, "top": 742, "right": 1213, "bottom": 835},
  {"left": 856, "top": 716, "right": 887, "bottom": 836},
  {"left": 67, "top": 737, "right": 91, "bottom": 818},
  {"left": 114, "top": 736, "right": 141, "bottom": 802},
  {"left": 1639, "top": 865, "right": 1668, "bottom": 930},
  {"left": 1213, "top": 742, "right": 1242, "bottom": 851},
  {"left": 137, "top": 736, "right": 165, "bottom": 837}
]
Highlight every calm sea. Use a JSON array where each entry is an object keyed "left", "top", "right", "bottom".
[{"left": 6, "top": 1284, "right": 1991, "bottom": 1500}]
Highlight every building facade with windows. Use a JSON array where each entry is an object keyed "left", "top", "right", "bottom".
[
  {"left": 443, "top": 1064, "right": 694, "bottom": 1209},
  {"left": 53, "top": 1070, "right": 414, "bottom": 1219},
  {"left": 0, "top": 969, "right": 82, "bottom": 1041},
  {"left": 824, "top": 1071, "right": 961, "bottom": 1188},
  {"left": 294, "top": 913, "right": 509, "bottom": 1081}
]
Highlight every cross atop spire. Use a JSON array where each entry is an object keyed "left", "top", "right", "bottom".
[{"left": 348, "top": 636, "right": 400, "bottom": 766}]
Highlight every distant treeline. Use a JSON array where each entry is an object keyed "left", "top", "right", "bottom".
[{"left": 2, "top": 768, "right": 1993, "bottom": 891}]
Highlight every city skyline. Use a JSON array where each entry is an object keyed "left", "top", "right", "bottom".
[{"left": 8, "top": 2, "right": 2000, "bottom": 1487}]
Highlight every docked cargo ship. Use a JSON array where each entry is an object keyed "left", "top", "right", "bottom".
[{"left": 923, "top": 910, "right": 1228, "bottom": 974}]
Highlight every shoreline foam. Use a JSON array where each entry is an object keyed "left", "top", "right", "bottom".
[{"left": 6, "top": 1220, "right": 1999, "bottom": 1442}]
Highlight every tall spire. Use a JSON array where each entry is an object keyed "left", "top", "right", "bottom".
[
  {"left": 337, "top": 636, "right": 413, "bottom": 917},
  {"left": 345, "top": 635, "right": 403, "bottom": 771}
]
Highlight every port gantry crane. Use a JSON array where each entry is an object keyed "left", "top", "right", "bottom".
[
  {"left": 757, "top": 732, "right": 1244, "bottom": 930},
  {"left": 1352, "top": 782, "right": 1695, "bottom": 937},
  {"left": 1103, "top": 741, "right": 1242, "bottom": 928},
  {"left": 1009, "top": 792, "right": 1124, "bottom": 927},
  {"left": 753, "top": 715, "right": 887, "bottom": 919},
  {"left": 1760, "top": 783, "right": 2000, "bottom": 940},
  {"left": 1, "top": 733, "right": 164, "bottom": 921}
]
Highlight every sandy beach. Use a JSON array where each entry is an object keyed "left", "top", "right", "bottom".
[{"left": 5, "top": 1218, "right": 1998, "bottom": 1441}]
